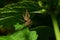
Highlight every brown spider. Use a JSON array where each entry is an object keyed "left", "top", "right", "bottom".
[{"left": 23, "top": 10, "right": 32, "bottom": 26}]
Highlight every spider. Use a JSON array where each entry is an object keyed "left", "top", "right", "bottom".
[{"left": 23, "top": 10, "right": 32, "bottom": 26}]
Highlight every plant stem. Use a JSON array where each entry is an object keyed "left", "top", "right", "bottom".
[{"left": 51, "top": 14, "right": 60, "bottom": 40}]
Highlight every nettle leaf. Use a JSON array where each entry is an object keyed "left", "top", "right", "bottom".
[
  {"left": 0, "top": 1, "right": 40, "bottom": 14},
  {"left": 14, "top": 23, "right": 25, "bottom": 30},
  {"left": 0, "top": 23, "right": 38, "bottom": 40},
  {"left": 13, "top": 23, "right": 38, "bottom": 40},
  {"left": 0, "top": 1, "right": 41, "bottom": 23},
  {"left": 0, "top": 16, "right": 14, "bottom": 20}
]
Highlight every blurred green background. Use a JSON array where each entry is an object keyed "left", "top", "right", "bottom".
[{"left": 0, "top": 0, "right": 60, "bottom": 40}]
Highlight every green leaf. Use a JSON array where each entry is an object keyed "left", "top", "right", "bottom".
[
  {"left": 0, "top": 1, "right": 40, "bottom": 14},
  {"left": 0, "top": 16, "right": 14, "bottom": 21},
  {"left": 14, "top": 23, "right": 25, "bottom": 30},
  {"left": 0, "top": 23, "right": 38, "bottom": 40},
  {"left": 28, "top": 31, "right": 38, "bottom": 40}
]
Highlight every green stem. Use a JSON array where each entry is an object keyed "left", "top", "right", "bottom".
[{"left": 51, "top": 14, "right": 60, "bottom": 40}]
